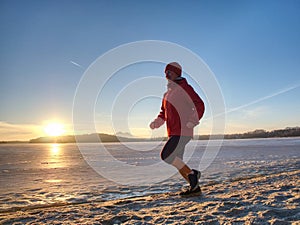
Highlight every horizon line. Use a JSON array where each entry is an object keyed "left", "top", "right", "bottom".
[{"left": 1, "top": 126, "right": 299, "bottom": 142}]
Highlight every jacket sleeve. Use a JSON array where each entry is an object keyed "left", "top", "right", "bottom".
[
  {"left": 157, "top": 93, "right": 166, "bottom": 121},
  {"left": 153, "top": 94, "right": 166, "bottom": 128},
  {"left": 185, "top": 85, "right": 205, "bottom": 124}
]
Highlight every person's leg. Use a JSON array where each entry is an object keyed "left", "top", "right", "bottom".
[
  {"left": 161, "top": 136, "right": 201, "bottom": 194},
  {"left": 161, "top": 136, "right": 192, "bottom": 182},
  {"left": 170, "top": 136, "right": 201, "bottom": 193},
  {"left": 160, "top": 136, "right": 180, "bottom": 164},
  {"left": 172, "top": 156, "right": 192, "bottom": 182}
]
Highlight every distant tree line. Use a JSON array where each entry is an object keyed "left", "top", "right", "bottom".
[{"left": 196, "top": 127, "right": 300, "bottom": 140}]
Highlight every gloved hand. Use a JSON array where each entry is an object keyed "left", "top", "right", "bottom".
[
  {"left": 149, "top": 121, "right": 156, "bottom": 130},
  {"left": 149, "top": 117, "right": 164, "bottom": 130},
  {"left": 186, "top": 122, "right": 196, "bottom": 129}
]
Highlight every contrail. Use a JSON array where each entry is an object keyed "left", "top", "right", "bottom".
[
  {"left": 70, "top": 61, "right": 84, "bottom": 69},
  {"left": 204, "top": 83, "right": 300, "bottom": 120},
  {"left": 226, "top": 83, "right": 300, "bottom": 114}
]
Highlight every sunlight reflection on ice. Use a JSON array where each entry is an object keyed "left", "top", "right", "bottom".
[
  {"left": 44, "top": 179, "right": 63, "bottom": 183},
  {"left": 50, "top": 144, "right": 60, "bottom": 155}
]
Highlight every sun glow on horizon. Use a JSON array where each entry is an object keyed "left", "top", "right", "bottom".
[{"left": 44, "top": 123, "right": 65, "bottom": 137}]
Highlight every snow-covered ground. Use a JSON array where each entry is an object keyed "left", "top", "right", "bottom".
[{"left": 0, "top": 138, "right": 299, "bottom": 224}]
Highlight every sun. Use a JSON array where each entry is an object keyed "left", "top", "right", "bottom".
[{"left": 44, "top": 123, "right": 65, "bottom": 136}]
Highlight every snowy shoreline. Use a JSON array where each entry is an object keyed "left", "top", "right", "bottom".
[{"left": 1, "top": 169, "right": 299, "bottom": 224}]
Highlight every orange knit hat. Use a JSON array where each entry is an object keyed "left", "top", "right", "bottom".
[{"left": 165, "top": 62, "right": 182, "bottom": 76}]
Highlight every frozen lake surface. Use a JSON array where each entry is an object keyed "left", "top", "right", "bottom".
[{"left": 0, "top": 137, "right": 299, "bottom": 213}]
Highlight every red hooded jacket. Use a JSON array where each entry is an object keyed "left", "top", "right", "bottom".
[{"left": 154, "top": 78, "right": 205, "bottom": 137}]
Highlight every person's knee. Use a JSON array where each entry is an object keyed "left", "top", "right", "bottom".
[{"left": 160, "top": 151, "right": 174, "bottom": 164}]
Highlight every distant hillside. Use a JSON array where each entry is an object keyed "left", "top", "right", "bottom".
[
  {"left": 30, "top": 133, "right": 118, "bottom": 143},
  {"left": 29, "top": 133, "right": 152, "bottom": 143},
  {"left": 116, "top": 132, "right": 134, "bottom": 138}
]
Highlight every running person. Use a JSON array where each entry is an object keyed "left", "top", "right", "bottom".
[{"left": 150, "top": 62, "right": 205, "bottom": 195}]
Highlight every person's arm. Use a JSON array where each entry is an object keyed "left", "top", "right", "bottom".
[
  {"left": 150, "top": 95, "right": 166, "bottom": 129},
  {"left": 185, "top": 85, "right": 205, "bottom": 127}
]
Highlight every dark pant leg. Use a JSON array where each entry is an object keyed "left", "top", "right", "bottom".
[{"left": 161, "top": 136, "right": 191, "bottom": 164}]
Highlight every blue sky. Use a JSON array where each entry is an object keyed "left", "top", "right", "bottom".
[{"left": 1, "top": 0, "right": 300, "bottom": 140}]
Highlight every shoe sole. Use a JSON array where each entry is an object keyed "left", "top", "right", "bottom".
[
  {"left": 180, "top": 192, "right": 202, "bottom": 198},
  {"left": 180, "top": 189, "right": 202, "bottom": 197}
]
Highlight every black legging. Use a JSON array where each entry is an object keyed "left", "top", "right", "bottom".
[{"left": 161, "top": 136, "right": 192, "bottom": 164}]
